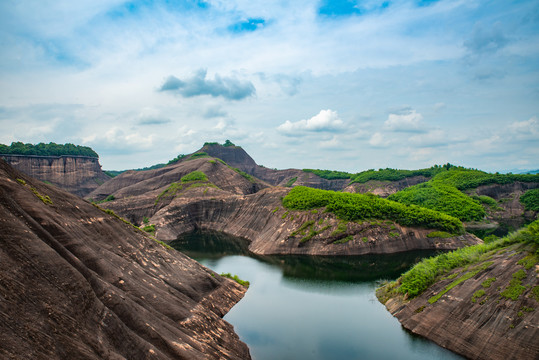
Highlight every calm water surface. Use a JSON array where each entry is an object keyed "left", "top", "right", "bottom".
[{"left": 171, "top": 231, "right": 462, "bottom": 360}]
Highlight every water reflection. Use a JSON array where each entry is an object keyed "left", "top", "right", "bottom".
[{"left": 170, "top": 230, "right": 462, "bottom": 360}]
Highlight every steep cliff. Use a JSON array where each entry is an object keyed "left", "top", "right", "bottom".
[
  {"left": 0, "top": 159, "right": 250, "bottom": 360},
  {"left": 377, "top": 225, "right": 539, "bottom": 360},
  {"left": 1, "top": 154, "right": 110, "bottom": 197},
  {"left": 151, "top": 187, "right": 481, "bottom": 256}
]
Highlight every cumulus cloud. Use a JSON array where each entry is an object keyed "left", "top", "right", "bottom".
[
  {"left": 507, "top": 117, "right": 539, "bottom": 141},
  {"left": 277, "top": 109, "right": 345, "bottom": 136},
  {"left": 137, "top": 107, "right": 170, "bottom": 126},
  {"left": 159, "top": 69, "right": 255, "bottom": 100},
  {"left": 384, "top": 109, "right": 425, "bottom": 132},
  {"left": 368, "top": 132, "right": 391, "bottom": 148},
  {"left": 204, "top": 105, "right": 227, "bottom": 118}
]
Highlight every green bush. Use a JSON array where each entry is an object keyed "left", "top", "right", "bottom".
[
  {"left": 393, "top": 220, "right": 538, "bottom": 298},
  {"left": 303, "top": 169, "right": 352, "bottom": 180},
  {"left": 220, "top": 273, "right": 249, "bottom": 287},
  {"left": 520, "top": 188, "right": 539, "bottom": 211},
  {"left": 0, "top": 141, "right": 98, "bottom": 157},
  {"left": 181, "top": 171, "right": 208, "bottom": 182},
  {"left": 285, "top": 177, "right": 297, "bottom": 187},
  {"left": 432, "top": 170, "right": 539, "bottom": 190},
  {"left": 282, "top": 186, "right": 463, "bottom": 233},
  {"left": 388, "top": 182, "right": 486, "bottom": 221}
]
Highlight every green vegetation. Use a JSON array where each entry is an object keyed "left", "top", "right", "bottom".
[
  {"left": 428, "top": 262, "right": 492, "bottom": 304},
  {"left": 388, "top": 182, "right": 486, "bottom": 221},
  {"left": 517, "top": 253, "right": 538, "bottom": 270},
  {"left": 204, "top": 139, "right": 237, "bottom": 147},
  {"left": 181, "top": 171, "right": 208, "bottom": 182},
  {"left": 472, "top": 195, "right": 499, "bottom": 209},
  {"left": 331, "top": 221, "right": 348, "bottom": 237},
  {"left": 471, "top": 289, "right": 486, "bottom": 303},
  {"left": 31, "top": 187, "right": 53, "bottom": 205},
  {"left": 231, "top": 167, "right": 255, "bottom": 182},
  {"left": 532, "top": 286, "right": 539, "bottom": 302},
  {"left": 303, "top": 169, "right": 352, "bottom": 180},
  {"left": 285, "top": 177, "right": 297, "bottom": 187},
  {"left": 283, "top": 186, "right": 463, "bottom": 233},
  {"left": 380, "top": 220, "right": 539, "bottom": 299},
  {"left": 427, "top": 231, "right": 455, "bottom": 238},
  {"left": 16, "top": 178, "right": 26, "bottom": 185},
  {"left": 96, "top": 194, "right": 115, "bottom": 203},
  {"left": 520, "top": 188, "right": 539, "bottom": 211},
  {"left": 350, "top": 165, "right": 452, "bottom": 184},
  {"left": 334, "top": 235, "right": 354, "bottom": 244},
  {"left": 481, "top": 277, "right": 496, "bottom": 288},
  {"left": 188, "top": 152, "right": 209, "bottom": 160},
  {"left": 0, "top": 141, "right": 98, "bottom": 157},
  {"left": 220, "top": 273, "right": 249, "bottom": 287},
  {"left": 272, "top": 207, "right": 279, "bottom": 214},
  {"left": 431, "top": 170, "right": 539, "bottom": 190},
  {"left": 500, "top": 270, "right": 527, "bottom": 301},
  {"left": 290, "top": 220, "right": 315, "bottom": 237},
  {"left": 141, "top": 224, "right": 156, "bottom": 236}
]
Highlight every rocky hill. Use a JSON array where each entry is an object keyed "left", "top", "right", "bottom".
[
  {"left": 1, "top": 154, "right": 110, "bottom": 197},
  {"left": 377, "top": 223, "right": 539, "bottom": 360},
  {"left": 88, "top": 150, "right": 481, "bottom": 256},
  {"left": 0, "top": 159, "right": 250, "bottom": 359}
]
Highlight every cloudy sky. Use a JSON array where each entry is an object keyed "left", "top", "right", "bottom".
[{"left": 1, "top": 0, "right": 538, "bottom": 172}]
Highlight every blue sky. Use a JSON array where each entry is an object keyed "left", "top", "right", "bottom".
[{"left": 0, "top": 0, "right": 538, "bottom": 172}]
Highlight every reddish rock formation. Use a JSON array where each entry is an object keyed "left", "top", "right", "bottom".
[
  {"left": 344, "top": 176, "right": 430, "bottom": 197},
  {"left": 0, "top": 159, "right": 250, "bottom": 360},
  {"left": 1, "top": 154, "right": 110, "bottom": 197},
  {"left": 380, "top": 242, "right": 539, "bottom": 360}
]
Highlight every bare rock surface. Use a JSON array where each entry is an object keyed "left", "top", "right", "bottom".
[
  {"left": 1, "top": 154, "right": 110, "bottom": 197},
  {"left": 381, "top": 243, "right": 539, "bottom": 360},
  {"left": 0, "top": 159, "right": 250, "bottom": 360}
]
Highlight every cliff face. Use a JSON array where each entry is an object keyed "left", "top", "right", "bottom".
[
  {"left": 150, "top": 187, "right": 480, "bottom": 256},
  {"left": 0, "top": 159, "right": 250, "bottom": 360},
  {"left": 344, "top": 176, "right": 430, "bottom": 197},
  {"left": 380, "top": 242, "right": 538, "bottom": 360},
  {"left": 1, "top": 154, "right": 110, "bottom": 197}
]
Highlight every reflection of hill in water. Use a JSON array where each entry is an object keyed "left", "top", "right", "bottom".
[{"left": 171, "top": 230, "right": 440, "bottom": 283}]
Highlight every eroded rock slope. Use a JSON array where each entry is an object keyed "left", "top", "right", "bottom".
[
  {"left": 1, "top": 154, "right": 110, "bottom": 197},
  {"left": 0, "top": 159, "right": 250, "bottom": 360}
]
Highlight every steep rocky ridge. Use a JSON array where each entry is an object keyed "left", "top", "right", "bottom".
[
  {"left": 465, "top": 182, "right": 539, "bottom": 236},
  {"left": 1, "top": 154, "right": 110, "bottom": 197},
  {"left": 0, "top": 159, "right": 250, "bottom": 360},
  {"left": 378, "top": 240, "right": 538, "bottom": 360},
  {"left": 86, "top": 157, "right": 269, "bottom": 224},
  {"left": 149, "top": 187, "right": 481, "bottom": 256},
  {"left": 344, "top": 176, "right": 430, "bottom": 197}
]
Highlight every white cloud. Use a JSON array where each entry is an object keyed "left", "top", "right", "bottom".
[
  {"left": 277, "top": 109, "right": 345, "bottom": 136},
  {"left": 508, "top": 116, "right": 538, "bottom": 139},
  {"left": 384, "top": 109, "right": 425, "bottom": 132},
  {"left": 369, "top": 132, "right": 391, "bottom": 148}
]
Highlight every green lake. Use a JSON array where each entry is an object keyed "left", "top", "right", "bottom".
[{"left": 171, "top": 230, "right": 462, "bottom": 360}]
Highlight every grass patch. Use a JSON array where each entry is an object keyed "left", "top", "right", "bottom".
[
  {"left": 517, "top": 253, "right": 539, "bottom": 270},
  {"left": 141, "top": 224, "right": 156, "bottom": 236},
  {"left": 471, "top": 289, "right": 486, "bottom": 303},
  {"left": 481, "top": 277, "right": 496, "bottom": 288},
  {"left": 283, "top": 186, "right": 464, "bottom": 233},
  {"left": 520, "top": 189, "right": 539, "bottom": 212},
  {"left": 331, "top": 221, "right": 348, "bottom": 237},
  {"left": 385, "top": 220, "right": 539, "bottom": 299},
  {"left": 362, "top": 237, "right": 368, "bottom": 243},
  {"left": 427, "top": 231, "right": 456, "bottom": 238},
  {"left": 290, "top": 220, "right": 315, "bottom": 237},
  {"left": 285, "top": 177, "right": 297, "bottom": 187},
  {"left": 428, "top": 262, "right": 493, "bottom": 304},
  {"left": 221, "top": 273, "right": 250, "bottom": 287},
  {"left": 500, "top": 270, "right": 527, "bottom": 301},
  {"left": 334, "top": 235, "right": 354, "bottom": 244},
  {"left": 272, "top": 207, "right": 279, "bottom": 214},
  {"left": 181, "top": 170, "right": 208, "bottom": 182}
]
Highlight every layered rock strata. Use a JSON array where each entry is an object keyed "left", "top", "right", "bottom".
[
  {"left": 380, "top": 243, "right": 538, "bottom": 360},
  {"left": 1, "top": 154, "right": 110, "bottom": 197},
  {"left": 0, "top": 159, "right": 250, "bottom": 360}
]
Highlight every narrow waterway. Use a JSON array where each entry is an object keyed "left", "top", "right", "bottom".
[{"left": 171, "top": 230, "right": 462, "bottom": 360}]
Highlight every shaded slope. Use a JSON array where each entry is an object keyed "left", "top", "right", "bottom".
[{"left": 0, "top": 159, "right": 250, "bottom": 360}]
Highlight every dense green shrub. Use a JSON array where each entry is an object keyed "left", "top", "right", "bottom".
[
  {"left": 388, "top": 182, "right": 486, "bottom": 221},
  {"left": 285, "top": 177, "right": 297, "bottom": 187},
  {"left": 432, "top": 170, "right": 539, "bottom": 190},
  {"left": 520, "top": 188, "right": 539, "bottom": 211},
  {"left": 181, "top": 171, "right": 208, "bottom": 182},
  {"left": 394, "top": 220, "right": 538, "bottom": 298},
  {"left": 302, "top": 169, "right": 352, "bottom": 180},
  {"left": 0, "top": 141, "right": 98, "bottom": 157},
  {"left": 220, "top": 273, "right": 249, "bottom": 287},
  {"left": 282, "top": 186, "right": 463, "bottom": 233}
]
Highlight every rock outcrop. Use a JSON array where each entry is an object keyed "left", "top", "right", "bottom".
[
  {"left": 151, "top": 187, "right": 481, "bottom": 256},
  {"left": 379, "top": 241, "right": 538, "bottom": 360},
  {"left": 1, "top": 154, "right": 110, "bottom": 197},
  {"left": 0, "top": 159, "right": 250, "bottom": 360}
]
